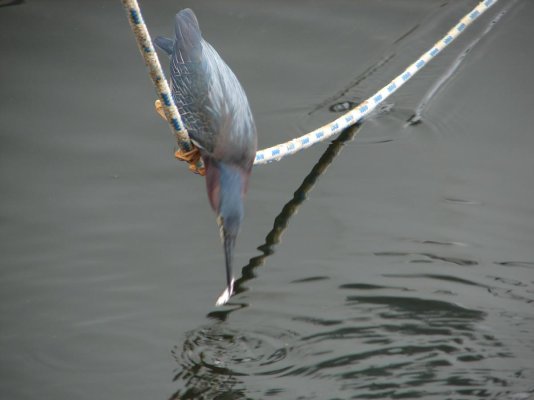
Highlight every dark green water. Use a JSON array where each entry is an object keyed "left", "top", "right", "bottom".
[{"left": 1, "top": 1, "right": 533, "bottom": 399}]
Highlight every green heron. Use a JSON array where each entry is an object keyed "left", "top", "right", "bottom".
[{"left": 155, "top": 9, "right": 257, "bottom": 305}]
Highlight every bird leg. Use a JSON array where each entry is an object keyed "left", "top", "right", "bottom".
[{"left": 155, "top": 100, "right": 206, "bottom": 176}]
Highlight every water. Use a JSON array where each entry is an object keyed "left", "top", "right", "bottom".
[{"left": 1, "top": 0, "right": 533, "bottom": 399}]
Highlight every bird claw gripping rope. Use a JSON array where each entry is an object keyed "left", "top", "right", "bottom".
[{"left": 155, "top": 99, "right": 206, "bottom": 176}]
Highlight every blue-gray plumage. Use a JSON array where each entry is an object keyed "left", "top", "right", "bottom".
[{"left": 155, "top": 9, "right": 257, "bottom": 304}]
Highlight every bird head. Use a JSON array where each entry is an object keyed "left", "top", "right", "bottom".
[{"left": 205, "top": 159, "right": 250, "bottom": 304}]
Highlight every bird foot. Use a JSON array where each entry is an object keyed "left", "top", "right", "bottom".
[
  {"left": 155, "top": 100, "right": 206, "bottom": 176},
  {"left": 175, "top": 147, "right": 206, "bottom": 176}
]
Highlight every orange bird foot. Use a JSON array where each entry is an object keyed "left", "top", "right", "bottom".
[
  {"left": 155, "top": 100, "right": 205, "bottom": 176},
  {"left": 175, "top": 147, "right": 206, "bottom": 176}
]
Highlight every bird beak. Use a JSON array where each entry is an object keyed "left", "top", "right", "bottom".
[
  {"left": 216, "top": 229, "right": 236, "bottom": 306},
  {"left": 223, "top": 230, "right": 235, "bottom": 288}
]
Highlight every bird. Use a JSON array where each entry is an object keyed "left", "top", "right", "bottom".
[{"left": 155, "top": 9, "right": 257, "bottom": 305}]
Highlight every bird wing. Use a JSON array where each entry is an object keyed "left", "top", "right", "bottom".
[
  {"left": 164, "top": 9, "right": 256, "bottom": 164},
  {"left": 167, "top": 9, "right": 216, "bottom": 153},
  {"left": 200, "top": 42, "right": 257, "bottom": 166}
]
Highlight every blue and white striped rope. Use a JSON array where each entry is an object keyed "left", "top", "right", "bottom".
[
  {"left": 254, "top": 0, "right": 498, "bottom": 165},
  {"left": 121, "top": 0, "right": 198, "bottom": 158}
]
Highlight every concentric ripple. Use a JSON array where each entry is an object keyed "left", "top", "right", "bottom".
[
  {"left": 169, "top": 324, "right": 301, "bottom": 399},
  {"left": 174, "top": 324, "right": 299, "bottom": 377}
]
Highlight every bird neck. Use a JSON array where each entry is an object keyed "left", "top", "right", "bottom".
[{"left": 217, "top": 162, "right": 245, "bottom": 234}]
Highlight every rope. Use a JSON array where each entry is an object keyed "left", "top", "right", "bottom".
[
  {"left": 121, "top": 0, "right": 204, "bottom": 171},
  {"left": 122, "top": 0, "right": 498, "bottom": 168},
  {"left": 254, "top": 0, "right": 498, "bottom": 164}
]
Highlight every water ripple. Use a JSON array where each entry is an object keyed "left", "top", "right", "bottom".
[
  {"left": 272, "top": 295, "right": 518, "bottom": 398},
  {"left": 171, "top": 288, "right": 531, "bottom": 399},
  {"left": 496, "top": 261, "right": 534, "bottom": 269},
  {"left": 172, "top": 324, "right": 299, "bottom": 386},
  {"left": 374, "top": 250, "right": 478, "bottom": 266}
]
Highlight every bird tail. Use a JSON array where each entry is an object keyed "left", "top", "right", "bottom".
[{"left": 174, "top": 8, "right": 202, "bottom": 62}]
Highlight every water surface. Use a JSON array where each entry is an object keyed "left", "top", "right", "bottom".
[{"left": 1, "top": 0, "right": 533, "bottom": 399}]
